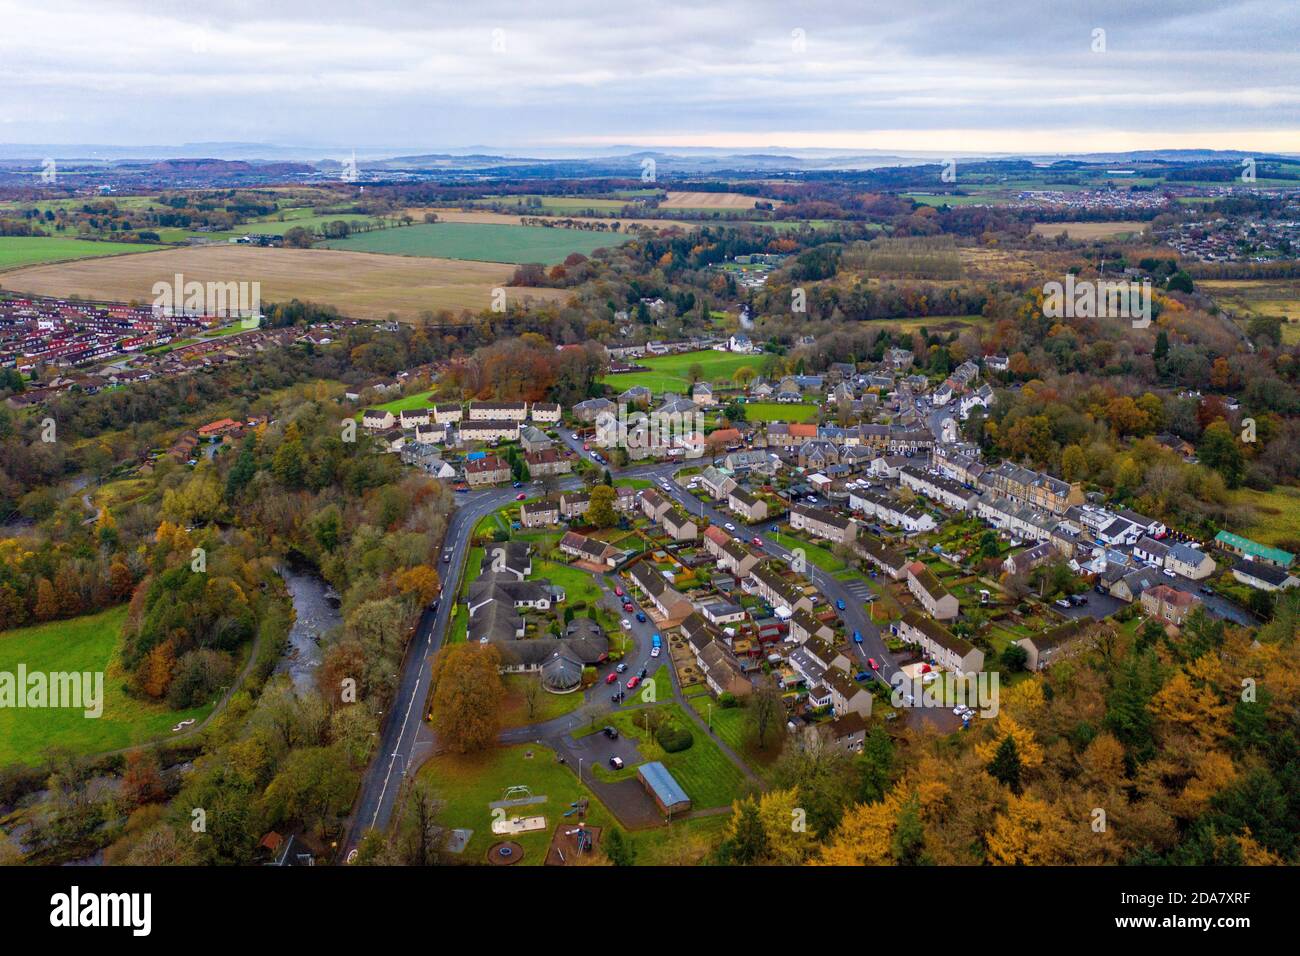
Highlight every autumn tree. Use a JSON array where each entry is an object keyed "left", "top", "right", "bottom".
[{"left": 428, "top": 643, "right": 504, "bottom": 753}]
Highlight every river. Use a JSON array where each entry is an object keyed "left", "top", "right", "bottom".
[{"left": 276, "top": 564, "right": 340, "bottom": 696}]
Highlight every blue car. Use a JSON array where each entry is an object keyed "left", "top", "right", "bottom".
[
  {"left": 835, "top": 599, "right": 846, "bottom": 611},
  {"left": 635, "top": 611, "right": 646, "bottom": 623},
  {"left": 852, "top": 630, "right": 862, "bottom": 643}
]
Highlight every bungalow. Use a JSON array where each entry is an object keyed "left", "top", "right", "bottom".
[
  {"left": 520, "top": 498, "right": 560, "bottom": 528},
  {"left": 894, "top": 610, "right": 984, "bottom": 675},
  {"left": 481, "top": 541, "right": 532, "bottom": 580},
  {"left": 906, "top": 563, "right": 960, "bottom": 621},
  {"left": 1231, "top": 560, "right": 1299, "bottom": 591},
  {"left": 466, "top": 578, "right": 561, "bottom": 617},
  {"left": 559, "top": 531, "right": 621, "bottom": 568}
]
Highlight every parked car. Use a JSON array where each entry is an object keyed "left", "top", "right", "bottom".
[
  {"left": 752, "top": 536, "right": 764, "bottom": 547},
  {"left": 852, "top": 630, "right": 862, "bottom": 644},
  {"left": 512, "top": 481, "right": 521, "bottom": 488},
  {"left": 515, "top": 492, "right": 526, "bottom": 501},
  {"left": 1200, "top": 585, "right": 1215, "bottom": 595},
  {"left": 626, "top": 676, "right": 640, "bottom": 690},
  {"left": 1162, "top": 568, "right": 1177, "bottom": 579},
  {"left": 724, "top": 522, "right": 737, "bottom": 532},
  {"left": 605, "top": 673, "right": 618, "bottom": 685},
  {"left": 1055, "top": 598, "right": 1072, "bottom": 609},
  {"left": 616, "top": 662, "right": 627, "bottom": 673},
  {"left": 602, "top": 726, "right": 619, "bottom": 739},
  {"left": 836, "top": 599, "right": 846, "bottom": 611},
  {"left": 622, "top": 602, "right": 634, "bottom": 613},
  {"left": 867, "top": 657, "right": 879, "bottom": 670},
  {"left": 614, "top": 586, "right": 624, "bottom": 597},
  {"left": 621, "top": 619, "right": 632, "bottom": 629},
  {"left": 639, "top": 667, "right": 648, "bottom": 679},
  {"left": 635, "top": 611, "right": 646, "bottom": 623},
  {"left": 609, "top": 756, "right": 624, "bottom": 770},
  {"left": 570, "top": 433, "right": 580, "bottom": 440},
  {"left": 650, "top": 645, "right": 661, "bottom": 657}
]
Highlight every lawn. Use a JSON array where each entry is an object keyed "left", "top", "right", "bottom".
[
  {"left": 1227, "top": 485, "right": 1300, "bottom": 547},
  {"left": 0, "top": 606, "right": 212, "bottom": 765},
  {"left": 0, "top": 236, "right": 161, "bottom": 270},
  {"left": 534, "top": 560, "right": 604, "bottom": 606},
  {"left": 687, "top": 696, "right": 784, "bottom": 783},
  {"left": 741, "top": 402, "right": 818, "bottom": 423},
  {"left": 601, "top": 350, "right": 765, "bottom": 394},
  {"left": 499, "top": 675, "right": 586, "bottom": 730},
  {"left": 589, "top": 702, "right": 750, "bottom": 808},
  {"left": 769, "top": 531, "right": 846, "bottom": 573},
  {"left": 321, "top": 221, "right": 626, "bottom": 265}
]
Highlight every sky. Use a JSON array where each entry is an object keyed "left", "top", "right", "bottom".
[{"left": 0, "top": 0, "right": 1297, "bottom": 156}]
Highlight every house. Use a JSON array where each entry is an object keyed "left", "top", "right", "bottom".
[
  {"left": 198, "top": 417, "right": 242, "bottom": 439},
  {"left": 981, "top": 461, "right": 1083, "bottom": 515},
  {"left": 1110, "top": 566, "right": 1161, "bottom": 603},
  {"left": 1164, "top": 543, "right": 1216, "bottom": 580},
  {"left": 466, "top": 577, "right": 562, "bottom": 617},
  {"left": 724, "top": 449, "right": 776, "bottom": 477},
  {"left": 559, "top": 531, "right": 621, "bottom": 568},
  {"left": 855, "top": 535, "right": 909, "bottom": 579},
  {"left": 361, "top": 408, "right": 395, "bottom": 431},
  {"left": 518, "top": 425, "right": 553, "bottom": 454},
  {"left": 1141, "top": 584, "right": 1201, "bottom": 625},
  {"left": 433, "top": 402, "right": 463, "bottom": 424},
  {"left": 825, "top": 669, "right": 873, "bottom": 718},
  {"left": 520, "top": 498, "right": 560, "bottom": 528},
  {"left": 1133, "top": 536, "right": 1171, "bottom": 566},
  {"left": 480, "top": 541, "right": 532, "bottom": 580},
  {"left": 529, "top": 401, "right": 561, "bottom": 423},
  {"left": 698, "top": 465, "right": 737, "bottom": 499},
  {"left": 628, "top": 561, "right": 694, "bottom": 621},
  {"left": 704, "top": 526, "right": 758, "bottom": 577},
  {"left": 573, "top": 397, "right": 616, "bottom": 422},
  {"left": 1002, "top": 541, "right": 1057, "bottom": 577},
  {"left": 789, "top": 503, "right": 857, "bottom": 545},
  {"left": 691, "top": 382, "right": 716, "bottom": 406},
  {"left": 899, "top": 465, "right": 980, "bottom": 512},
  {"left": 459, "top": 419, "right": 520, "bottom": 442},
  {"left": 639, "top": 488, "right": 672, "bottom": 523},
  {"left": 727, "top": 487, "right": 769, "bottom": 522},
  {"left": 748, "top": 563, "right": 815, "bottom": 615},
  {"left": 789, "top": 609, "right": 835, "bottom": 645},
  {"left": 798, "top": 439, "right": 840, "bottom": 470},
  {"left": 1016, "top": 620, "right": 1090, "bottom": 671},
  {"left": 1214, "top": 531, "right": 1294, "bottom": 568},
  {"left": 559, "top": 491, "right": 590, "bottom": 519},
  {"left": 467, "top": 400, "right": 527, "bottom": 422},
  {"left": 661, "top": 507, "right": 699, "bottom": 542},
  {"left": 821, "top": 712, "right": 868, "bottom": 753},
  {"left": 398, "top": 407, "right": 432, "bottom": 429},
  {"left": 464, "top": 455, "right": 510, "bottom": 487},
  {"left": 905, "top": 563, "right": 959, "bottom": 620},
  {"left": 848, "top": 487, "right": 936, "bottom": 533},
  {"left": 1231, "top": 560, "right": 1300, "bottom": 591},
  {"left": 619, "top": 385, "right": 653, "bottom": 408},
  {"left": 894, "top": 610, "right": 983, "bottom": 675},
  {"left": 524, "top": 448, "right": 571, "bottom": 476},
  {"left": 700, "top": 601, "right": 747, "bottom": 626}
]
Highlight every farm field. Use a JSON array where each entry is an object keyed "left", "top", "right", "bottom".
[
  {"left": 740, "top": 401, "right": 818, "bottom": 423},
  {"left": 0, "top": 236, "right": 162, "bottom": 271},
  {"left": 601, "top": 349, "right": 764, "bottom": 393},
  {"left": 419, "top": 207, "right": 699, "bottom": 233},
  {"left": 1030, "top": 220, "right": 1150, "bottom": 240},
  {"left": 903, "top": 192, "right": 1007, "bottom": 207},
  {"left": 0, "top": 606, "right": 212, "bottom": 765},
  {"left": 468, "top": 194, "right": 634, "bottom": 212},
  {"left": 1200, "top": 279, "right": 1300, "bottom": 344},
  {"left": 321, "top": 221, "right": 627, "bottom": 265},
  {"left": 659, "top": 191, "right": 776, "bottom": 210},
  {"left": 0, "top": 244, "right": 566, "bottom": 322}
]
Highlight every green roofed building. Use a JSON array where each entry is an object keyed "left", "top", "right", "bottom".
[{"left": 1214, "top": 531, "right": 1294, "bottom": 568}]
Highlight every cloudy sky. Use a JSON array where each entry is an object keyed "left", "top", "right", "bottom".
[{"left": 1, "top": 0, "right": 1297, "bottom": 155}]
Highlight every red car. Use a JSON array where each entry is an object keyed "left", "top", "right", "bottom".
[
  {"left": 622, "top": 602, "right": 634, "bottom": 613},
  {"left": 614, "top": 586, "right": 624, "bottom": 597},
  {"left": 626, "top": 676, "right": 641, "bottom": 690},
  {"left": 605, "top": 672, "right": 618, "bottom": 684},
  {"left": 868, "top": 658, "right": 879, "bottom": 670},
  {"left": 515, "top": 493, "right": 526, "bottom": 501},
  {"left": 752, "top": 536, "right": 764, "bottom": 547}
]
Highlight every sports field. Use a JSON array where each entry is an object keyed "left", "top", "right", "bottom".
[
  {"left": 0, "top": 236, "right": 160, "bottom": 271},
  {"left": 0, "top": 244, "right": 566, "bottom": 322},
  {"left": 601, "top": 350, "right": 763, "bottom": 393},
  {"left": 321, "top": 221, "right": 627, "bottom": 265},
  {"left": 0, "top": 606, "right": 211, "bottom": 765}
]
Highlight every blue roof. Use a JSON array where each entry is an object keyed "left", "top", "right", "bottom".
[{"left": 638, "top": 761, "right": 690, "bottom": 807}]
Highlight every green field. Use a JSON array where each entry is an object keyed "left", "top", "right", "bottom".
[
  {"left": 0, "top": 607, "right": 212, "bottom": 765},
  {"left": 469, "top": 194, "right": 636, "bottom": 213},
  {"left": 602, "top": 350, "right": 765, "bottom": 394},
  {"left": 0, "top": 236, "right": 160, "bottom": 270},
  {"left": 741, "top": 402, "right": 819, "bottom": 423},
  {"left": 1227, "top": 485, "right": 1300, "bottom": 547},
  {"left": 321, "top": 221, "right": 626, "bottom": 265}
]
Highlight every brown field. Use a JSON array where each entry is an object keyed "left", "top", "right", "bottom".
[
  {"left": 1031, "top": 221, "right": 1150, "bottom": 240},
  {"left": 0, "top": 244, "right": 566, "bottom": 322},
  {"left": 414, "top": 207, "right": 700, "bottom": 232},
  {"left": 659, "top": 191, "right": 776, "bottom": 210}
]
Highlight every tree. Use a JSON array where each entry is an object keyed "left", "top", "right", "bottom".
[
  {"left": 722, "top": 797, "right": 769, "bottom": 864},
  {"left": 750, "top": 676, "right": 782, "bottom": 749},
  {"left": 395, "top": 565, "right": 441, "bottom": 606},
  {"left": 603, "top": 826, "right": 636, "bottom": 866},
  {"left": 586, "top": 483, "right": 618, "bottom": 528},
  {"left": 428, "top": 644, "right": 504, "bottom": 753},
  {"left": 988, "top": 734, "right": 1023, "bottom": 793},
  {"left": 1198, "top": 420, "right": 1245, "bottom": 488},
  {"left": 1000, "top": 643, "right": 1029, "bottom": 672}
]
